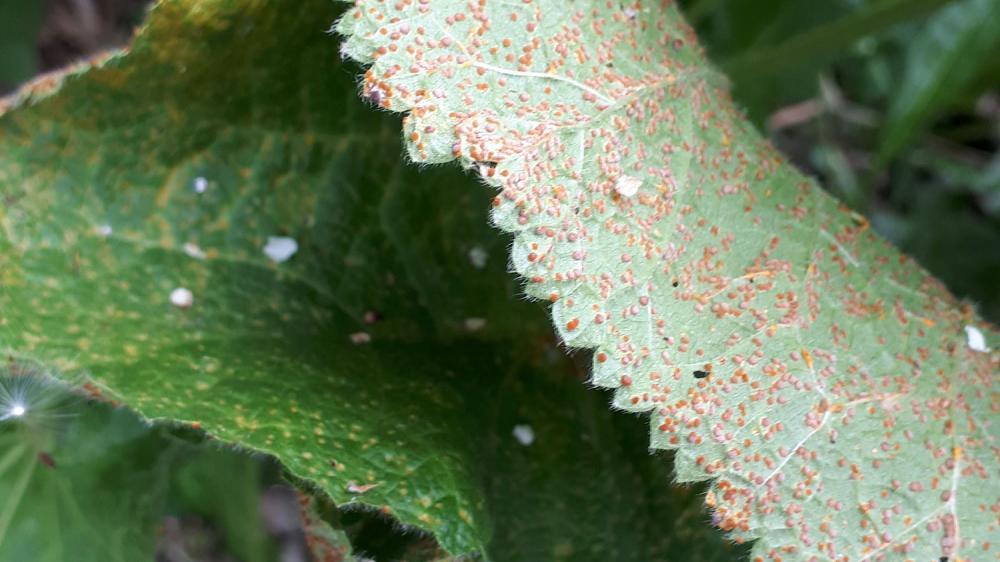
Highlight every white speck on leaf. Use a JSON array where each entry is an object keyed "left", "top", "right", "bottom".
[
  {"left": 512, "top": 424, "right": 535, "bottom": 446},
  {"left": 468, "top": 246, "right": 488, "bottom": 269},
  {"left": 263, "top": 236, "right": 298, "bottom": 263},
  {"left": 464, "top": 317, "right": 487, "bottom": 332},
  {"left": 347, "top": 481, "right": 378, "bottom": 494},
  {"left": 170, "top": 287, "right": 194, "bottom": 309},
  {"left": 183, "top": 243, "right": 207, "bottom": 260},
  {"left": 965, "top": 325, "right": 989, "bottom": 352},
  {"left": 96, "top": 224, "right": 113, "bottom": 237},
  {"left": 615, "top": 175, "right": 642, "bottom": 197},
  {"left": 193, "top": 177, "right": 208, "bottom": 193},
  {"left": 350, "top": 332, "right": 371, "bottom": 344}
]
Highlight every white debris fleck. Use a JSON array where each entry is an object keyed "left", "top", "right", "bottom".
[
  {"left": 263, "top": 236, "right": 298, "bottom": 263},
  {"left": 193, "top": 177, "right": 208, "bottom": 194},
  {"left": 464, "top": 317, "right": 487, "bottom": 332},
  {"left": 346, "top": 481, "right": 378, "bottom": 494},
  {"left": 169, "top": 287, "right": 194, "bottom": 309},
  {"left": 965, "top": 325, "right": 989, "bottom": 352},
  {"left": 468, "top": 246, "right": 488, "bottom": 269},
  {"left": 512, "top": 424, "right": 535, "bottom": 446},
  {"left": 615, "top": 175, "right": 642, "bottom": 197},
  {"left": 349, "top": 331, "right": 371, "bottom": 344},
  {"left": 96, "top": 224, "right": 113, "bottom": 237},
  {"left": 182, "top": 242, "right": 207, "bottom": 260}
]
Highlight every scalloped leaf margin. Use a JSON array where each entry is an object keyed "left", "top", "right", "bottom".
[{"left": 335, "top": 0, "right": 1000, "bottom": 560}]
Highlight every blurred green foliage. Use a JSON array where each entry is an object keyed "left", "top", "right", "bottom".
[
  {"left": 0, "top": 373, "right": 285, "bottom": 562},
  {"left": 0, "top": 0, "right": 44, "bottom": 92}
]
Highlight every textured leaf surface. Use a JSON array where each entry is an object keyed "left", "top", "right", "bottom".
[
  {"left": 0, "top": 0, "right": 739, "bottom": 558},
  {"left": 337, "top": 0, "right": 1000, "bottom": 559},
  {"left": 0, "top": 372, "right": 279, "bottom": 562}
]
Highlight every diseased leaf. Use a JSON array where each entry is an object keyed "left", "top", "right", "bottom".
[
  {"left": 0, "top": 0, "right": 739, "bottom": 559},
  {"left": 337, "top": 0, "right": 1000, "bottom": 559},
  {"left": 880, "top": 0, "right": 1000, "bottom": 162}
]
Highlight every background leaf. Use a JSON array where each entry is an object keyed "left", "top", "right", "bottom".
[
  {"left": 879, "top": 0, "right": 1000, "bottom": 162},
  {"left": 0, "top": 0, "right": 44, "bottom": 92},
  {"left": 0, "top": 371, "right": 284, "bottom": 562}
]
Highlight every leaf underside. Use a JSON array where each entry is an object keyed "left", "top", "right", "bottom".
[
  {"left": 0, "top": 0, "right": 742, "bottom": 559},
  {"left": 336, "top": 0, "right": 1000, "bottom": 559}
]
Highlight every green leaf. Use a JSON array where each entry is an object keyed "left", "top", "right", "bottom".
[
  {"left": 0, "top": 372, "right": 281, "bottom": 562},
  {"left": 720, "top": 0, "right": 953, "bottom": 80},
  {"left": 0, "top": 0, "right": 738, "bottom": 558},
  {"left": 338, "top": 0, "right": 1000, "bottom": 559},
  {"left": 695, "top": 0, "right": 951, "bottom": 123},
  {"left": 0, "top": 0, "right": 44, "bottom": 91},
  {"left": 879, "top": 0, "right": 1000, "bottom": 162}
]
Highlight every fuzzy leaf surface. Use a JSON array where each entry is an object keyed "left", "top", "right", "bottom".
[
  {"left": 0, "top": 0, "right": 739, "bottom": 558},
  {"left": 337, "top": 0, "right": 1000, "bottom": 559}
]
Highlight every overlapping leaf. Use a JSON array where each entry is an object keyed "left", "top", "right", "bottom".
[
  {"left": 0, "top": 0, "right": 741, "bottom": 558},
  {"left": 337, "top": 0, "right": 1000, "bottom": 559}
]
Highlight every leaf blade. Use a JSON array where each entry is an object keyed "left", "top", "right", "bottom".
[
  {"left": 337, "top": 0, "right": 1000, "bottom": 559},
  {"left": 0, "top": 1, "right": 739, "bottom": 558}
]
